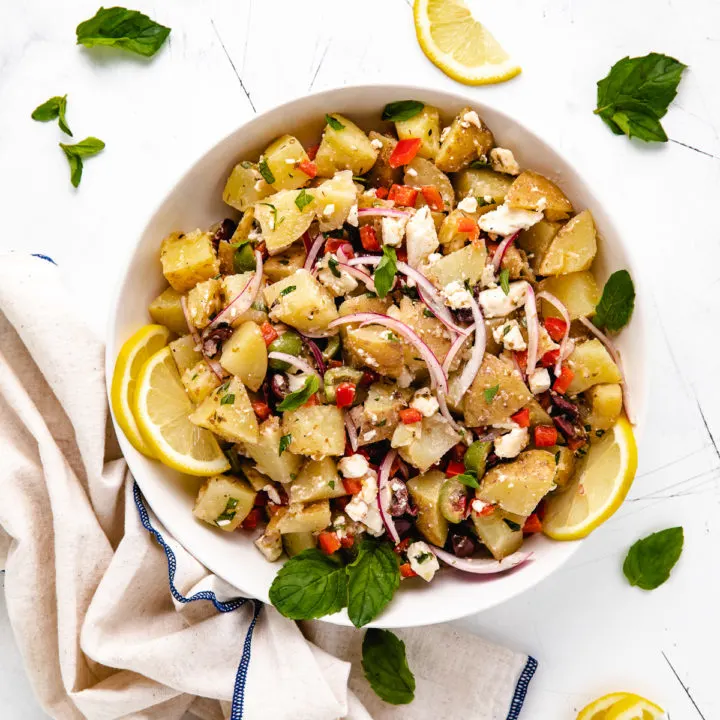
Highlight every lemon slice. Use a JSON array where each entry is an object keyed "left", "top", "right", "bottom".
[
  {"left": 111, "top": 324, "right": 171, "bottom": 457},
  {"left": 543, "top": 416, "right": 638, "bottom": 540},
  {"left": 414, "top": 0, "right": 521, "bottom": 85},
  {"left": 133, "top": 346, "right": 230, "bottom": 476},
  {"left": 578, "top": 692, "right": 665, "bottom": 720}
]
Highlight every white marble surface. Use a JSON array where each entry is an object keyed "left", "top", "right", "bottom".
[{"left": 1, "top": 0, "right": 719, "bottom": 717}]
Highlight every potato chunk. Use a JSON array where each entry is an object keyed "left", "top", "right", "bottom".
[
  {"left": 315, "top": 170, "right": 357, "bottom": 231},
  {"left": 263, "top": 243, "right": 307, "bottom": 283},
  {"left": 566, "top": 339, "right": 622, "bottom": 395},
  {"left": 149, "top": 287, "right": 189, "bottom": 335},
  {"left": 348, "top": 381, "right": 408, "bottom": 446},
  {"left": 264, "top": 269, "right": 339, "bottom": 333},
  {"left": 479, "top": 450, "right": 556, "bottom": 516},
  {"left": 220, "top": 273, "right": 268, "bottom": 327},
  {"left": 276, "top": 501, "right": 331, "bottom": 534},
  {"left": 584, "top": 383, "right": 623, "bottom": 433},
  {"left": 395, "top": 296, "right": 453, "bottom": 377},
  {"left": 224, "top": 161, "right": 272, "bottom": 212},
  {"left": 186, "top": 278, "right": 222, "bottom": 329},
  {"left": 427, "top": 243, "right": 487, "bottom": 288},
  {"left": 160, "top": 230, "right": 220, "bottom": 293},
  {"left": 262, "top": 134, "right": 310, "bottom": 191},
  {"left": 314, "top": 113, "right": 378, "bottom": 177},
  {"left": 538, "top": 271, "right": 600, "bottom": 320},
  {"left": 219, "top": 321, "right": 268, "bottom": 392},
  {"left": 169, "top": 335, "right": 202, "bottom": 374},
  {"left": 435, "top": 107, "right": 494, "bottom": 173},
  {"left": 399, "top": 414, "right": 462, "bottom": 472},
  {"left": 254, "top": 189, "right": 315, "bottom": 256},
  {"left": 471, "top": 511, "right": 523, "bottom": 560},
  {"left": 344, "top": 325, "right": 404, "bottom": 378},
  {"left": 453, "top": 167, "right": 513, "bottom": 205},
  {"left": 407, "top": 470, "right": 449, "bottom": 546},
  {"left": 395, "top": 104, "right": 441, "bottom": 160},
  {"left": 288, "top": 458, "right": 348, "bottom": 504},
  {"left": 193, "top": 474, "right": 257, "bottom": 531},
  {"left": 506, "top": 171, "right": 573, "bottom": 221},
  {"left": 538, "top": 210, "right": 597, "bottom": 275},
  {"left": 552, "top": 446, "right": 576, "bottom": 487},
  {"left": 366, "top": 132, "right": 403, "bottom": 188},
  {"left": 463, "top": 354, "right": 533, "bottom": 427},
  {"left": 181, "top": 361, "right": 222, "bottom": 404},
  {"left": 282, "top": 405, "right": 345, "bottom": 458},
  {"left": 517, "top": 220, "right": 562, "bottom": 273},
  {"left": 189, "top": 376, "right": 259, "bottom": 444},
  {"left": 240, "top": 416, "right": 302, "bottom": 484},
  {"left": 403, "top": 157, "right": 454, "bottom": 209}
]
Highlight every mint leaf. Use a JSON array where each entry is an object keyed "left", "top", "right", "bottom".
[
  {"left": 279, "top": 285, "right": 296, "bottom": 297},
  {"left": 483, "top": 384, "right": 499, "bottom": 403},
  {"left": 595, "top": 53, "right": 686, "bottom": 142},
  {"left": 499, "top": 268, "right": 510, "bottom": 295},
  {"left": 276, "top": 375, "right": 320, "bottom": 412},
  {"left": 295, "top": 189, "right": 314, "bottom": 211},
  {"left": 373, "top": 246, "right": 397, "bottom": 299},
  {"left": 325, "top": 114, "right": 345, "bottom": 131},
  {"left": 220, "top": 393, "right": 235, "bottom": 406},
  {"left": 32, "top": 95, "right": 72, "bottom": 136},
  {"left": 258, "top": 158, "right": 276, "bottom": 185},
  {"left": 215, "top": 497, "right": 239, "bottom": 524},
  {"left": 279, "top": 434, "right": 292, "bottom": 455},
  {"left": 362, "top": 629, "right": 415, "bottom": 705},
  {"left": 455, "top": 473, "right": 479, "bottom": 489},
  {"left": 347, "top": 539, "right": 400, "bottom": 628},
  {"left": 382, "top": 100, "right": 424, "bottom": 123},
  {"left": 76, "top": 7, "right": 170, "bottom": 57},
  {"left": 269, "top": 548, "right": 348, "bottom": 619},
  {"left": 623, "top": 527, "right": 684, "bottom": 590},
  {"left": 328, "top": 256, "right": 341, "bottom": 278},
  {"left": 59, "top": 136, "right": 105, "bottom": 187},
  {"left": 594, "top": 270, "right": 635, "bottom": 332}
]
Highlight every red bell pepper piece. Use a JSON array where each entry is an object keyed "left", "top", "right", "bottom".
[
  {"left": 375, "top": 186, "right": 389, "bottom": 199},
  {"left": 552, "top": 366, "right": 575, "bottom": 394},
  {"left": 256, "top": 241, "right": 268, "bottom": 260},
  {"left": 260, "top": 321, "right": 279, "bottom": 346},
  {"left": 318, "top": 531, "right": 342, "bottom": 555},
  {"left": 241, "top": 507, "right": 264, "bottom": 530},
  {"left": 359, "top": 225, "right": 381, "bottom": 252},
  {"left": 388, "top": 184, "right": 419, "bottom": 207},
  {"left": 325, "top": 237, "right": 354, "bottom": 258},
  {"left": 540, "top": 349, "right": 560, "bottom": 368},
  {"left": 445, "top": 459, "right": 466, "bottom": 477},
  {"left": 399, "top": 407, "right": 423, "bottom": 424},
  {"left": 306, "top": 144, "right": 319, "bottom": 161},
  {"left": 340, "top": 535, "right": 355, "bottom": 549},
  {"left": 399, "top": 562, "right": 418, "bottom": 578},
  {"left": 394, "top": 537, "right": 412, "bottom": 554},
  {"left": 567, "top": 436, "right": 587, "bottom": 452},
  {"left": 389, "top": 138, "right": 422, "bottom": 168},
  {"left": 360, "top": 369, "right": 378, "bottom": 385},
  {"left": 251, "top": 401, "right": 271, "bottom": 421},
  {"left": 420, "top": 185, "right": 445, "bottom": 211},
  {"left": 396, "top": 247, "right": 408, "bottom": 263},
  {"left": 298, "top": 159, "right": 317, "bottom": 178},
  {"left": 335, "top": 382, "right": 356, "bottom": 409},
  {"left": 478, "top": 503, "right": 496, "bottom": 517},
  {"left": 303, "top": 393, "right": 319, "bottom": 407},
  {"left": 534, "top": 425, "right": 558, "bottom": 447},
  {"left": 342, "top": 477, "right": 363, "bottom": 495},
  {"left": 457, "top": 217, "right": 479, "bottom": 242},
  {"left": 523, "top": 514, "right": 543, "bottom": 534},
  {"left": 511, "top": 407, "right": 531, "bottom": 428},
  {"left": 544, "top": 317, "right": 568, "bottom": 342},
  {"left": 515, "top": 350, "right": 528, "bottom": 372}
]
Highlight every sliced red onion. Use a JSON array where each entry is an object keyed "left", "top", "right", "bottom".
[
  {"left": 377, "top": 450, "right": 400, "bottom": 544},
  {"left": 181, "top": 296, "right": 224, "bottom": 380},
  {"left": 524, "top": 284, "right": 540, "bottom": 377},
  {"left": 344, "top": 410, "right": 358, "bottom": 452},
  {"left": 205, "top": 357, "right": 226, "bottom": 381},
  {"left": 536, "top": 291, "right": 571, "bottom": 376},
  {"left": 302, "top": 232, "right": 314, "bottom": 255},
  {"left": 357, "top": 207, "right": 411, "bottom": 219},
  {"left": 396, "top": 457, "right": 409, "bottom": 480},
  {"left": 454, "top": 295, "right": 486, "bottom": 402},
  {"left": 303, "top": 232, "right": 325, "bottom": 271},
  {"left": 339, "top": 263, "right": 376, "bottom": 293},
  {"left": 267, "top": 352, "right": 322, "bottom": 382},
  {"left": 442, "top": 324, "right": 476, "bottom": 374},
  {"left": 474, "top": 428, "right": 502, "bottom": 443},
  {"left": 329, "top": 313, "right": 447, "bottom": 394},
  {"left": 431, "top": 545, "right": 532, "bottom": 574},
  {"left": 491, "top": 230, "right": 520, "bottom": 271},
  {"left": 301, "top": 337, "right": 326, "bottom": 376},
  {"left": 300, "top": 328, "right": 339, "bottom": 339},
  {"left": 578, "top": 316, "right": 634, "bottom": 423},
  {"left": 209, "top": 251, "right": 263, "bottom": 330}
]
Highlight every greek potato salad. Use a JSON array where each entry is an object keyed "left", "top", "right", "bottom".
[{"left": 135, "top": 101, "right": 636, "bottom": 624}]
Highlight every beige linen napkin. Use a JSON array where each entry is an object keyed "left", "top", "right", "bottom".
[{"left": 0, "top": 253, "right": 537, "bottom": 720}]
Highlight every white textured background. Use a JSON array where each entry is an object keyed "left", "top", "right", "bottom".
[{"left": 1, "top": 0, "right": 719, "bottom": 717}]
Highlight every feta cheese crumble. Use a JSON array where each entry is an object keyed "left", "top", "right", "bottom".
[
  {"left": 494, "top": 427, "right": 529, "bottom": 459},
  {"left": 381, "top": 215, "right": 408, "bottom": 247},
  {"left": 323, "top": 204, "right": 335, "bottom": 217},
  {"left": 406, "top": 541, "right": 440, "bottom": 582},
  {"left": 478, "top": 203, "right": 543, "bottom": 236},
  {"left": 442, "top": 280, "right": 473, "bottom": 309},
  {"left": 338, "top": 453, "right": 370, "bottom": 479},
  {"left": 440, "top": 126, "right": 451, "bottom": 143},
  {"left": 529, "top": 368, "right": 551, "bottom": 394},
  {"left": 480, "top": 264, "right": 497, "bottom": 288},
  {"left": 489, "top": 148, "right": 520, "bottom": 176},
  {"left": 457, "top": 196, "right": 478, "bottom": 213},
  {"left": 347, "top": 203, "right": 359, "bottom": 227},
  {"left": 263, "top": 484, "right": 282, "bottom": 505},
  {"left": 317, "top": 255, "right": 359, "bottom": 297},
  {"left": 405, "top": 206, "right": 439, "bottom": 267},
  {"left": 478, "top": 281, "right": 528, "bottom": 317},
  {"left": 410, "top": 388, "right": 439, "bottom": 417},
  {"left": 462, "top": 110, "right": 483, "bottom": 129},
  {"left": 492, "top": 320, "right": 527, "bottom": 351},
  {"left": 370, "top": 138, "right": 384, "bottom": 150},
  {"left": 406, "top": 167, "right": 418, "bottom": 177}
]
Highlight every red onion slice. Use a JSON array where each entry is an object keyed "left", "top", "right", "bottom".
[
  {"left": 579, "top": 316, "right": 634, "bottom": 423},
  {"left": 208, "top": 251, "right": 263, "bottom": 330},
  {"left": 267, "top": 352, "right": 322, "bottom": 382},
  {"left": 300, "top": 329, "right": 339, "bottom": 339},
  {"left": 301, "top": 336, "right": 326, "bottom": 375},
  {"left": 181, "top": 296, "right": 224, "bottom": 380},
  {"left": 303, "top": 232, "right": 325, "bottom": 271},
  {"left": 377, "top": 450, "right": 401, "bottom": 544},
  {"left": 454, "top": 295, "right": 486, "bottom": 402},
  {"left": 442, "top": 324, "right": 476, "bottom": 374},
  {"left": 524, "top": 284, "right": 540, "bottom": 377},
  {"left": 536, "top": 290, "right": 571, "bottom": 375},
  {"left": 491, "top": 230, "right": 520, "bottom": 272},
  {"left": 357, "top": 208, "right": 411, "bottom": 219},
  {"left": 338, "top": 263, "right": 377, "bottom": 293},
  {"left": 431, "top": 545, "right": 532, "bottom": 574},
  {"left": 344, "top": 410, "right": 358, "bottom": 452}
]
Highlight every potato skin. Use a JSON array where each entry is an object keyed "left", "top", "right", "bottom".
[
  {"left": 538, "top": 210, "right": 597, "bottom": 275},
  {"left": 506, "top": 171, "right": 573, "bottom": 221},
  {"left": 435, "top": 107, "right": 495, "bottom": 173},
  {"left": 282, "top": 405, "right": 346, "bottom": 458},
  {"left": 160, "top": 230, "right": 219, "bottom": 293}
]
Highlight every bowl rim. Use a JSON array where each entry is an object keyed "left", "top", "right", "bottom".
[{"left": 106, "top": 82, "right": 648, "bottom": 627}]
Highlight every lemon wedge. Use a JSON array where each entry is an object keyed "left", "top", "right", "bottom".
[
  {"left": 111, "top": 324, "right": 171, "bottom": 457},
  {"left": 414, "top": 0, "right": 521, "bottom": 85},
  {"left": 578, "top": 692, "right": 665, "bottom": 720},
  {"left": 542, "top": 416, "right": 638, "bottom": 541},
  {"left": 133, "top": 346, "right": 230, "bottom": 476}
]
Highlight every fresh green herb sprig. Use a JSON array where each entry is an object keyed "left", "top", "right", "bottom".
[
  {"left": 381, "top": 100, "right": 424, "bottom": 122},
  {"left": 594, "top": 270, "right": 635, "bottom": 332},
  {"left": 59, "top": 137, "right": 106, "bottom": 187},
  {"left": 623, "top": 527, "right": 684, "bottom": 590},
  {"left": 32, "top": 95, "right": 72, "bottom": 136}
]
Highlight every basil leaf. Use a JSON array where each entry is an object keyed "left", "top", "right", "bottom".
[
  {"left": 483, "top": 384, "right": 499, "bottom": 403},
  {"left": 59, "top": 136, "right": 105, "bottom": 187},
  {"left": 455, "top": 473, "right": 479, "bottom": 489},
  {"left": 347, "top": 539, "right": 400, "bottom": 628},
  {"left": 623, "top": 527, "right": 684, "bottom": 590},
  {"left": 499, "top": 268, "right": 510, "bottom": 295},
  {"left": 76, "top": 7, "right": 170, "bottom": 57},
  {"left": 328, "top": 257, "right": 341, "bottom": 278},
  {"left": 32, "top": 95, "right": 72, "bottom": 136},
  {"left": 381, "top": 100, "right": 424, "bottom": 122},
  {"left": 325, "top": 114, "right": 345, "bottom": 131},
  {"left": 269, "top": 548, "right": 348, "bottom": 619},
  {"left": 595, "top": 53, "right": 686, "bottom": 142},
  {"left": 276, "top": 375, "right": 320, "bottom": 412},
  {"left": 295, "top": 188, "right": 314, "bottom": 211},
  {"left": 279, "top": 285, "right": 296, "bottom": 297},
  {"left": 594, "top": 270, "right": 635, "bottom": 332},
  {"left": 279, "top": 434, "right": 292, "bottom": 455},
  {"left": 373, "top": 246, "right": 397, "bottom": 299},
  {"left": 258, "top": 157, "right": 275, "bottom": 185},
  {"left": 362, "top": 629, "right": 415, "bottom": 705}
]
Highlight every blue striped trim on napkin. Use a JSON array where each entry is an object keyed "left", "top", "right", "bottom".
[{"left": 507, "top": 656, "right": 538, "bottom": 719}]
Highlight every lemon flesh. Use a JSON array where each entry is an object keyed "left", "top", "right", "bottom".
[{"left": 578, "top": 692, "right": 665, "bottom": 720}]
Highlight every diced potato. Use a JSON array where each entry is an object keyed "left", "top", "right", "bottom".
[
  {"left": 282, "top": 405, "right": 346, "bottom": 458},
  {"left": 500, "top": 245, "right": 534, "bottom": 281},
  {"left": 262, "top": 135, "right": 310, "bottom": 191},
  {"left": 169, "top": 335, "right": 202, "bottom": 374},
  {"left": 240, "top": 416, "right": 302, "bottom": 484},
  {"left": 366, "top": 132, "right": 403, "bottom": 188},
  {"left": 538, "top": 271, "right": 600, "bottom": 320},
  {"left": 314, "top": 113, "right": 378, "bottom": 177},
  {"left": 160, "top": 230, "right": 220, "bottom": 293},
  {"left": 254, "top": 189, "right": 315, "bottom": 256},
  {"left": 338, "top": 294, "right": 391, "bottom": 317},
  {"left": 263, "top": 243, "right": 307, "bottom": 283},
  {"left": 506, "top": 171, "right": 573, "bottom": 221},
  {"left": 438, "top": 209, "right": 487, "bottom": 248},
  {"left": 193, "top": 474, "right": 257, "bottom": 531},
  {"left": 479, "top": 450, "right": 556, "bottom": 516},
  {"left": 399, "top": 414, "right": 461, "bottom": 472},
  {"left": 276, "top": 501, "right": 331, "bottom": 534},
  {"left": 344, "top": 325, "right": 405, "bottom": 378},
  {"left": 255, "top": 528, "right": 283, "bottom": 562},
  {"left": 566, "top": 339, "right": 622, "bottom": 395},
  {"left": 471, "top": 511, "right": 523, "bottom": 560},
  {"left": 288, "top": 458, "right": 347, "bottom": 504},
  {"left": 435, "top": 107, "right": 494, "bottom": 173},
  {"left": 552, "top": 446, "right": 576, "bottom": 487},
  {"left": 315, "top": 170, "right": 357, "bottom": 231},
  {"left": 219, "top": 321, "right": 267, "bottom": 392},
  {"left": 149, "top": 287, "right": 189, "bottom": 335},
  {"left": 527, "top": 398, "right": 553, "bottom": 427},
  {"left": 403, "top": 158, "right": 454, "bottom": 209},
  {"left": 348, "top": 381, "right": 409, "bottom": 445},
  {"left": 585, "top": 383, "right": 623, "bottom": 433},
  {"left": 517, "top": 220, "right": 562, "bottom": 273},
  {"left": 218, "top": 240, "right": 236, "bottom": 275},
  {"left": 181, "top": 361, "right": 222, "bottom": 404},
  {"left": 407, "top": 470, "right": 449, "bottom": 546},
  {"left": 283, "top": 531, "right": 316, "bottom": 557},
  {"left": 453, "top": 167, "right": 513, "bottom": 205},
  {"left": 186, "top": 278, "right": 222, "bottom": 329},
  {"left": 427, "top": 243, "right": 487, "bottom": 288},
  {"left": 230, "top": 208, "right": 256, "bottom": 244},
  {"left": 221, "top": 274, "right": 268, "bottom": 327},
  {"left": 395, "top": 104, "right": 441, "bottom": 160},
  {"left": 224, "top": 162, "right": 273, "bottom": 212},
  {"left": 239, "top": 460, "right": 273, "bottom": 491},
  {"left": 189, "top": 376, "right": 259, "bottom": 444},
  {"left": 264, "top": 269, "right": 339, "bottom": 333},
  {"left": 538, "top": 210, "right": 597, "bottom": 275},
  {"left": 463, "top": 354, "right": 534, "bottom": 427}
]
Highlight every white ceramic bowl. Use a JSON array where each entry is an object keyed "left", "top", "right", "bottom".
[{"left": 107, "top": 84, "right": 646, "bottom": 628}]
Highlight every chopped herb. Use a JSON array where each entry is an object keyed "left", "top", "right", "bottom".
[
  {"left": 59, "top": 136, "right": 105, "bottom": 187},
  {"left": 415, "top": 552, "right": 433, "bottom": 564},
  {"left": 295, "top": 188, "right": 314, "bottom": 211},
  {"left": 328, "top": 480, "right": 336, "bottom": 489},
  {"left": 456, "top": 473, "right": 480, "bottom": 489},
  {"left": 31, "top": 95, "right": 72, "bottom": 136},
  {"left": 218, "top": 381, "right": 231, "bottom": 393},
  {"left": 328, "top": 257, "right": 341, "bottom": 278},
  {"left": 376, "top": 419, "right": 387, "bottom": 427},
  {"left": 353, "top": 175, "right": 368, "bottom": 185},
  {"left": 259, "top": 202, "right": 281, "bottom": 228},
  {"left": 277, "top": 375, "right": 320, "bottom": 412},
  {"left": 483, "top": 384, "right": 500, "bottom": 403},
  {"left": 220, "top": 393, "right": 235, "bottom": 406},
  {"left": 325, "top": 114, "right": 345, "bottom": 131},
  {"left": 469, "top": 159, "right": 490, "bottom": 169},
  {"left": 423, "top": 308, "right": 434, "bottom": 318},
  {"left": 381, "top": 100, "right": 425, "bottom": 122},
  {"left": 215, "top": 496, "right": 239, "bottom": 524},
  {"left": 554, "top": 450, "right": 561, "bottom": 464},
  {"left": 595, "top": 429, "right": 606, "bottom": 438},
  {"left": 503, "top": 325, "right": 511, "bottom": 336},
  {"left": 499, "top": 268, "right": 510, "bottom": 295},
  {"left": 400, "top": 285, "right": 419, "bottom": 300},
  {"left": 279, "top": 285, "right": 296, "bottom": 297},
  {"left": 258, "top": 157, "right": 275, "bottom": 184},
  {"left": 594, "top": 270, "right": 635, "bottom": 332},
  {"left": 279, "top": 434, "right": 292, "bottom": 455},
  {"left": 504, "top": 519, "right": 522, "bottom": 532},
  {"left": 191, "top": 373, "right": 198, "bottom": 381},
  {"left": 475, "top": 196, "right": 492, "bottom": 207},
  {"left": 373, "top": 246, "right": 397, "bottom": 298}
]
